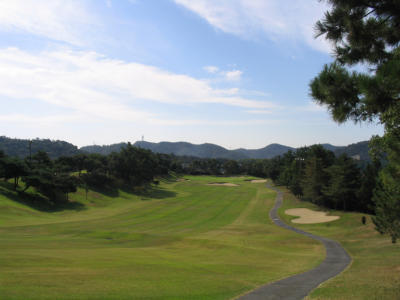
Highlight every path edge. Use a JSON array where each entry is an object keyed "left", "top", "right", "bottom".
[{"left": 235, "top": 182, "right": 352, "bottom": 300}]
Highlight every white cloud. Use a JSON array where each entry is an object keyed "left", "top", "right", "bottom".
[
  {"left": 0, "top": 47, "right": 277, "bottom": 126},
  {"left": 204, "top": 65, "right": 219, "bottom": 73},
  {"left": 204, "top": 66, "right": 243, "bottom": 81},
  {"left": 0, "top": 113, "right": 83, "bottom": 126},
  {"left": 148, "top": 118, "right": 278, "bottom": 126},
  {"left": 246, "top": 109, "right": 273, "bottom": 114},
  {"left": 223, "top": 70, "right": 242, "bottom": 81},
  {"left": 174, "top": 0, "right": 332, "bottom": 53},
  {"left": 0, "top": 0, "right": 97, "bottom": 45}
]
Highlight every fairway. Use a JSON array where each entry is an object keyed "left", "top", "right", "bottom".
[{"left": 0, "top": 176, "right": 324, "bottom": 299}]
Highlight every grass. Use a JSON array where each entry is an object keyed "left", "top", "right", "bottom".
[
  {"left": 0, "top": 176, "right": 324, "bottom": 299},
  {"left": 277, "top": 188, "right": 400, "bottom": 300}
]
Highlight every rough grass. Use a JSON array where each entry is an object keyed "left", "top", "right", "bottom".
[
  {"left": 0, "top": 176, "right": 324, "bottom": 300},
  {"left": 278, "top": 188, "right": 400, "bottom": 300}
]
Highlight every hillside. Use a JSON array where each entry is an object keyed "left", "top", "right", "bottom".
[
  {"left": 83, "top": 140, "right": 369, "bottom": 161},
  {"left": 80, "top": 142, "right": 127, "bottom": 155},
  {"left": 232, "top": 143, "right": 295, "bottom": 159},
  {"left": 334, "top": 141, "right": 370, "bottom": 161},
  {"left": 1, "top": 136, "right": 371, "bottom": 161},
  {"left": 133, "top": 141, "right": 247, "bottom": 159},
  {"left": 0, "top": 136, "right": 79, "bottom": 159},
  {"left": 82, "top": 141, "right": 297, "bottom": 159}
]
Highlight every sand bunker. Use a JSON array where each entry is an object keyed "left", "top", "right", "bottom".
[
  {"left": 285, "top": 208, "right": 340, "bottom": 224},
  {"left": 176, "top": 178, "right": 190, "bottom": 182},
  {"left": 207, "top": 183, "right": 239, "bottom": 187},
  {"left": 251, "top": 179, "right": 267, "bottom": 183}
]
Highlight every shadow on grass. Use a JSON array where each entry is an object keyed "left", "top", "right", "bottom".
[
  {"left": 131, "top": 184, "right": 177, "bottom": 201},
  {"left": 0, "top": 181, "right": 85, "bottom": 212},
  {"left": 86, "top": 185, "right": 119, "bottom": 198},
  {"left": 0, "top": 178, "right": 177, "bottom": 212}
]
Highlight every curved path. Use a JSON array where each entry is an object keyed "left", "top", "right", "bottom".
[{"left": 238, "top": 185, "right": 351, "bottom": 300}]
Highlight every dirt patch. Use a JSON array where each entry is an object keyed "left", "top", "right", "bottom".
[
  {"left": 207, "top": 182, "right": 239, "bottom": 187},
  {"left": 285, "top": 208, "right": 340, "bottom": 224},
  {"left": 176, "top": 178, "right": 190, "bottom": 182},
  {"left": 251, "top": 179, "right": 267, "bottom": 183}
]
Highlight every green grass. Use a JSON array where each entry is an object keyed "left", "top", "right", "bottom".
[
  {"left": 0, "top": 176, "right": 324, "bottom": 299},
  {"left": 277, "top": 188, "right": 400, "bottom": 300}
]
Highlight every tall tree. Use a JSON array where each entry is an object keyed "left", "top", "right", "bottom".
[
  {"left": 323, "top": 154, "right": 361, "bottom": 211},
  {"left": 0, "top": 150, "right": 5, "bottom": 178},
  {"left": 310, "top": 0, "right": 400, "bottom": 242},
  {"left": 301, "top": 156, "right": 327, "bottom": 205},
  {"left": 3, "top": 157, "right": 28, "bottom": 190},
  {"left": 357, "top": 161, "right": 381, "bottom": 213}
]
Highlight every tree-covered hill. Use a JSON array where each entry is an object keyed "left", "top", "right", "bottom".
[
  {"left": 83, "top": 141, "right": 304, "bottom": 160},
  {"left": 80, "top": 143, "right": 127, "bottom": 155},
  {"left": 232, "top": 143, "right": 295, "bottom": 159},
  {"left": 1, "top": 136, "right": 371, "bottom": 161},
  {"left": 334, "top": 141, "right": 370, "bottom": 162},
  {"left": 133, "top": 141, "right": 247, "bottom": 159},
  {"left": 0, "top": 136, "right": 79, "bottom": 159}
]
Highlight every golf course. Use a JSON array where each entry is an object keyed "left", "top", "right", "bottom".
[{"left": 0, "top": 176, "right": 399, "bottom": 299}]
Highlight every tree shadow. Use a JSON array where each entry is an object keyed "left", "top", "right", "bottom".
[
  {"left": 0, "top": 182, "right": 85, "bottom": 212},
  {"left": 133, "top": 185, "right": 177, "bottom": 201},
  {"left": 86, "top": 185, "right": 119, "bottom": 198}
]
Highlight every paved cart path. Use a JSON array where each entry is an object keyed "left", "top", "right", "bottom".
[{"left": 238, "top": 185, "right": 351, "bottom": 300}]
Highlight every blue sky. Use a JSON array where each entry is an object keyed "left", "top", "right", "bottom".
[{"left": 0, "top": 0, "right": 383, "bottom": 148}]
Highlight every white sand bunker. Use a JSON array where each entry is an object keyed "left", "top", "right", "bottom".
[
  {"left": 285, "top": 208, "right": 340, "bottom": 224},
  {"left": 251, "top": 179, "right": 267, "bottom": 183},
  {"left": 207, "top": 183, "right": 239, "bottom": 187}
]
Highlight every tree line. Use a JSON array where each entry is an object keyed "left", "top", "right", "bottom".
[
  {"left": 0, "top": 143, "right": 172, "bottom": 206},
  {"left": 0, "top": 142, "right": 380, "bottom": 212},
  {"left": 176, "top": 145, "right": 380, "bottom": 214},
  {"left": 0, "top": 141, "right": 394, "bottom": 242}
]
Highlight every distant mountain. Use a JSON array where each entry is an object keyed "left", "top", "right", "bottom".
[
  {"left": 321, "top": 143, "right": 345, "bottom": 152},
  {"left": 0, "top": 136, "right": 79, "bottom": 159},
  {"left": 81, "top": 140, "right": 370, "bottom": 160},
  {"left": 334, "top": 141, "right": 370, "bottom": 161},
  {"left": 82, "top": 141, "right": 297, "bottom": 160},
  {"left": 0, "top": 136, "right": 371, "bottom": 161},
  {"left": 133, "top": 141, "right": 247, "bottom": 159},
  {"left": 80, "top": 143, "right": 127, "bottom": 155},
  {"left": 232, "top": 143, "right": 295, "bottom": 159}
]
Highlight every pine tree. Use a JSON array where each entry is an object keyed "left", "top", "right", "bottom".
[
  {"left": 311, "top": 0, "right": 400, "bottom": 242},
  {"left": 323, "top": 155, "right": 361, "bottom": 211}
]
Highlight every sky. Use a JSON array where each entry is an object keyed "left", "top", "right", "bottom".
[{"left": 0, "top": 0, "right": 383, "bottom": 149}]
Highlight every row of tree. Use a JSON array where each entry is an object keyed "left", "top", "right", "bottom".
[
  {"left": 0, "top": 150, "right": 78, "bottom": 204},
  {"left": 264, "top": 145, "right": 380, "bottom": 214},
  {"left": 0, "top": 141, "right": 395, "bottom": 242},
  {"left": 173, "top": 145, "right": 379, "bottom": 214},
  {"left": 0, "top": 143, "right": 172, "bottom": 205}
]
